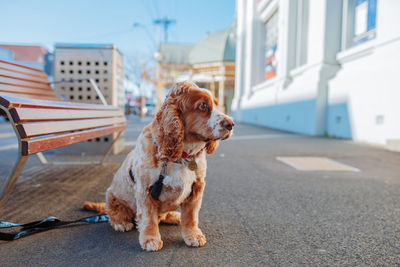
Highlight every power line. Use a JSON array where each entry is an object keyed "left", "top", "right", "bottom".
[
  {"left": 78, "top": 28, "right": 134, "bottom": 41},
  {"left": 141, "top": 0, "right": 155, "bottom": 21},
  {"left": 151, "top": 0, "right": 160, "bottom": 19}
]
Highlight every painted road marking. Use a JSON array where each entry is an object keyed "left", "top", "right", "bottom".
[
  {"left": 0, "top": 143, "right": 18, "bottom": 151},
  {"left": 0, "top": 132, "right": 14, "bottom": 139},
  {"left": 276, "top": 157, "right": 360, "bottom": 172},
  {"left": 125, "top": 141, "right": 137, "bottom": 147},
  {"left": 227, "top": 134, "right": 292, "bottom": 141}
]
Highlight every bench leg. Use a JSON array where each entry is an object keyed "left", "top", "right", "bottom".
[
  {"left": 0, "top": 155, "right": 29, "bottom": 210},
  {"left": 36, "top": 152, "right": 48, "bottom": 164},
  {"left": 100, "top": 131, "right": 123, "bottom": 166}
]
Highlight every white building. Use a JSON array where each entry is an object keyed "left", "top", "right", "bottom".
[{"left": 233, "top": 0, "right": 400, "bottom": 150}]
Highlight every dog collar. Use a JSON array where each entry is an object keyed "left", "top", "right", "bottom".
[{"left": 152, "top": 141, "right": 197, "bottom": 164}]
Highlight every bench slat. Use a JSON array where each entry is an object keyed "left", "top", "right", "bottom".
[
  {"left": 0, "top": 68, "right": 50, "bottom": 84},
  {"left": 0, "top": 83, "right": 56, "bottom": 97},
  {"left": 10, "top": 107, "right": 124, "bottom": 122},
  {"left": 21, "top": 124, "right": 126, "bottom": 155},
  {"left": 0, "top": 92, "right": 58, "bottom": 101},
  {"left": 0, "top": 60, "right": 47, "bottom": 79},
  {"left": 17, "top": 117, "right": 126, "bottom": 138},
  {"left": 0, "top": 96, "right": 119, "bottom": 110},
  {"left": 0, "top": 75, "right": 51, "bottom": 90}
]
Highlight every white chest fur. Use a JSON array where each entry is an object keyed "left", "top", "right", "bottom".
[{"left": 158, "top": 162, "right": 197, "bottom": 204}]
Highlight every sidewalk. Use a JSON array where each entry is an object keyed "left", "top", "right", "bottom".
[{"left": 0, "top": 117, "right": 399, "bottom": 265}]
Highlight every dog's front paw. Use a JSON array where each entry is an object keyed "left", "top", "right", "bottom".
[
  {"left": 110, "top": 221, "right": 134, "bottom": 232},
  {"left": 182, "top": 229, "right": 207, "bottom": 247},
  {"left": 140, "top": 236, "right": 163, "bottom": 251}
]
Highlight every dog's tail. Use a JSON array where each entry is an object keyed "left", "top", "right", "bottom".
[{"left": 83, "top": 201, "right": 106, "bottom": 215}]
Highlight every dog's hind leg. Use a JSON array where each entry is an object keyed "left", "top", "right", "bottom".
[
  {"left": 159, "top": 211, "right": 181, "bottom": 225},
  {"left": 106, "top": 191, "right": 135, "bottom": 232}
]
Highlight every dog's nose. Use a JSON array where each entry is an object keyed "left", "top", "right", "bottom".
[{"left": 221, "top": 119, "right": 234, "bottom": 131}]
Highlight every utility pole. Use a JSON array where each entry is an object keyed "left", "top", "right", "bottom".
[{"left": 153, "top": 17, "right": 176, "bottom": 43}]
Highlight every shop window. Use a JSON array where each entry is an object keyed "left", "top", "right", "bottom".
[
  {"left": 294, "top": 0, "right": 309, "bottom": 68},
  {"left": 264, "top": 11, "right": 278, "bottom": 80},
  {"left": 342, "top": 0, "right": 377, "bottom": 49}
]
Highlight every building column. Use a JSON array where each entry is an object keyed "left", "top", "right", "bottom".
[
  {"left": 155, "top": 62, "right": 163, "bottom": 112},
  {"left": 218, "top": 65, "right": 225, "bottom": 112},
  {"left": 243, "top": 0, "right": 256, "bottom": 98},
  {"left": 210, "top": 76, "right": 216, "bottom": 98},
  {"left": 232, "top": 0, "right": 247, "bottom": 120},
  {"left": 188, "top": 68, "right": 193, "bottom": 82}
]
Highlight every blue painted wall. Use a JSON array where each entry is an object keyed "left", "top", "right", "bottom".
[
  {"left": 326, "top": 103, "right": 352, "bottom": 138},
  {"left": 235, "top": 99, "right": 317, "bottom": 135},
  {"left": 233, "top": 99, "right": 353, "bottom": 139}
]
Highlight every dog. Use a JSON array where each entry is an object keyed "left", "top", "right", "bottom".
[{"left": 84, "top": 81, "right": 234, "bottom": 251}]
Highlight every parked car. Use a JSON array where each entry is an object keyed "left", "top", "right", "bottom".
[{"left": 144, "top": 102, "right": 156, "bottom": 116}]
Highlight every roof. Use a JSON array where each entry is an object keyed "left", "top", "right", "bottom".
[
  {"left": 158, "top": 43, "right": 194, "bottom": 65},
  {"left": 188, "top": 23, "right": 236, "bottom": 65},
  {"left": 0, "top": 44, "right": 48, "bottom": 63},
  {"left": 55, "top": 43, "right": 115, "bottom": 49}
]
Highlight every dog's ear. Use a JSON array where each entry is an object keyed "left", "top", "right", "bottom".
[
  {"left": 153, "top": 84, "right": 187, "bottom": 162},
  {"left": 205, "top": 140, "right": 219, "bottom": 154}
]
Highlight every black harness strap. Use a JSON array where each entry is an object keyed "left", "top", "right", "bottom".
[
  {"left": 151, "top": 174, "right": 165, "bottom": 201},
  {"left": 150, "top": 162, "right": 168, "bottom": 201},
  {"left": 129, "top": 169, "right": 135, "bottom": 183}
]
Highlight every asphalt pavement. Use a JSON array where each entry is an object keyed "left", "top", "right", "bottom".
[{"left": 0, "top": 115, "right": 399, "bottom": 266}]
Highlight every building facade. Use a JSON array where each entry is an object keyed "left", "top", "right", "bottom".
[
  {"left": 155, "top": 24, "right": 236, "bottom": 114},
  {"left": 53, "top": 43, "right": 125, "bottom": 154},
  {"left": 233, "top": 0, "right": 400, "bottom": 149},
  {"left": 0, "top": 44, "right": 53, "bottom": 79}
]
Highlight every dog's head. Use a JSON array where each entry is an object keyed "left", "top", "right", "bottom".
[{"left": 152, "top": 81, "right": 234, "bottom": 161}]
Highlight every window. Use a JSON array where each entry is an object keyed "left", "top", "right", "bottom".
[
  {"left": 264, "top": 11, "right": 278, "bottom": 80},
  {"left": 342, "top": 0, "right": 377, "bottom": 49},
  {"left": 294, "top": 0, "right": 309, "bottom": 68}
]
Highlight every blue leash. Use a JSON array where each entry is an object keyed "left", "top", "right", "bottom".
[{"left": 0, "top": 214, "right": 109, "bottom": 241}]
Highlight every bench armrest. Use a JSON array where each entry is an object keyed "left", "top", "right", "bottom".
[{"left": 50, "top": 78, "right": 107, "bottom": 106}]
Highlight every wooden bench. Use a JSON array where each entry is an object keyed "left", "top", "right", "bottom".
[{"left": 0, "top": 60, "right": 126, "bottom": 209}]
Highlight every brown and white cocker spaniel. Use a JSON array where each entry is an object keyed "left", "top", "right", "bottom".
[{"left": 84, "top": 81, "right": 234, "bottom": 251}]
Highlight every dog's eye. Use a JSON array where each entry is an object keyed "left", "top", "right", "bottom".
[{"left": 198, "top": 102, "right": 208, "bottom": 112}]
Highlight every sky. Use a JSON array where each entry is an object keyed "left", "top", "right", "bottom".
[{"left": 0, "top": 0, "right": 236, "bottom": 69}]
